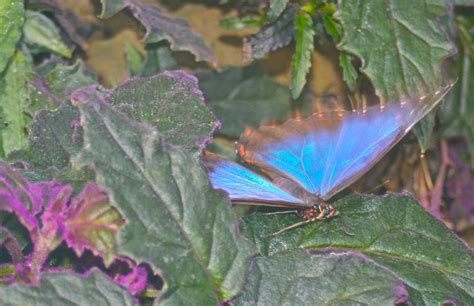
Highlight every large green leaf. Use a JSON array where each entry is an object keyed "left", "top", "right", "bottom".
[
  {"left": 0, "top": 269, "right": 136, "bottom": 305},
  {"left": 335, "top": 0, "right": 454, "bottom": 101},
  {"left": 0, "top": 51, "right": 32, "bottom": 157},
  {"left": 235, "top": 249, "right": 408, "bottom": 305},
  {"left": 0, "top": 0, "right": 24, "bottom": 73},
  {"left": 291, "top": 10, "right": 315, "bottom": 99},
  {"left": 109, "top": 71, "right": 217, "bottom": 148},
  {"left": 197, "top": 65, "right": 292, "bottom": 138},
  {"left": 72, "top": 86, "right": 255, "bottom": 304},
  {"left": 241, "top": 193, "right": 474, "bottom": 305}
]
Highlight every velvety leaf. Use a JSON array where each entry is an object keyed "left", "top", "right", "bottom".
[
  {"left": 413, "top": 109, "right": 436, "bottom": 153},
  {"left": 0, "top": 268, "right": 136, "bottom": 305},
  {"left": 0, "top": 51, "right": 32, "bottom": 157},
  {"left": 335, "top": 0, "right": 454, "bottom": 101},
  {"left": 197, "top": 65, "right": 292, "bottom": 138},
  {"left": 71, "top": 87, "right": 255, "bottom": 304},
  {"left": 243, "top": 7, "right": 295, "bottom": 60},
  {"left": 138, "top": 42, "right": 177, "bottom": 77},
  {"left": 124, "top": 43, "right": 144, "bottom": 77},
  {"left": 63, "top": 183, "right": 124, "bottom": 267},
  {"left": 10, "top": 103, "right": 81, "bottom": 170},
  {"left": 109, "top": 70, "right": 218, "bottom": 148},
  {"left": 291, "top": 10, "right": 315, "bottom": 99},
  {"left": 99, "top": 0, "right": 215, "bottom": 64},
  {"left": 28, "top": 58, "right": 97, "bottom": 112},
  {"left": 267, "top": 0, "right": 289, "bottom": 21},
  {"left": 23, "top": 10, "right": 72, "bottom": 58},
  {"left": 0, "top": 0, "right": 24, "bottom": 73},
  {"left": 241, "top": 193, "right": 474, "bottom": 304},
  {"left": 219, "top": 16, "right": 262, "bottom": 30},
  {"left": 235, "top": 250, "right": 408, "bottom": 305}
]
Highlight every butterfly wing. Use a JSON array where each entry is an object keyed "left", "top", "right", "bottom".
[
  {"left": 204, "top": 153, "right": 308, "bottom": 207},
  {"left": 238, "top": 85, "right": 452, "bottom": 200}
]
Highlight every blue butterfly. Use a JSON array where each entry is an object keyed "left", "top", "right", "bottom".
[{"left": 205, "top": 85, "right": 452, "bottom": 235}]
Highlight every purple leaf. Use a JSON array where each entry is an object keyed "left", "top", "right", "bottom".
[
  {"left": 99, "top": 0, "right": 215, "bottom": 64},
  {"left": 115, "top": 265, "right": 148, "bottom": 295},
  {"left": 63, "top": 183, "right": 125, "bottom": 266}
]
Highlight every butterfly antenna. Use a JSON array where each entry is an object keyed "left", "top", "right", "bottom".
[{"left": 270, "top": 219, "right": 313, "bottom": 237}]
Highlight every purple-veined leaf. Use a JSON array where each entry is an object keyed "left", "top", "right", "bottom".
[
  {"left": 115, "top": 265, "right": 148, "bottom": 295},
  {"left": 63, "top": 183, "right": 125, "bottom": 267},
  {"left": 99, "top": 0, "right": 215, "bottom": 64},
  {"left": 243, "top": 7, "right": 296, "bottom": 61}
]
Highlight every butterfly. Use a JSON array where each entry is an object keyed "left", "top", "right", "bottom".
[{"left": 205, "top": 84, "right": 452, "bottom": 235}]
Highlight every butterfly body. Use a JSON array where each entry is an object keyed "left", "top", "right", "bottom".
[{"left": 205, "top": 84, "right": 452, "bottom": 234}]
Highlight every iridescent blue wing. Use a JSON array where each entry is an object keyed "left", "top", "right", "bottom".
[
  {"left": 238, "top": 85, "right": 452, "bottom": 200},
  {"left": 204, "top": 153, "right": 308, "bottom": 207}
]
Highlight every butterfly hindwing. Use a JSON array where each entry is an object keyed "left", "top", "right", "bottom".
[{"left": 204, "top": 153, "right": 308, "bottom": 207}]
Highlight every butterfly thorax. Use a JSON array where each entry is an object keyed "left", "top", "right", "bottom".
[{"left": 298, "top": 203, "right": 338, "bottom": 221}]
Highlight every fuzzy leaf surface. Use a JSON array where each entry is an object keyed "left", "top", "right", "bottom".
[
  {"left": 72, "top": 86, "right": 255, "bottom": 304},
  {"left": 0, "top": 269, "right": 136, "bottom": 305},
  {"left": 336, "top": 0, "right": 454, "bottom": 101},
  {"left": 0, "top": 0, "right": 24, "bottom": 73},
  {"left": 241, "top": 193, "right": 474, "bottom": 305},
  {"left": 109, "top": 71, "right": 218, "bottom": 148},
  {"left": 235, "top": 249, "right": 408, "bottom": 305}
]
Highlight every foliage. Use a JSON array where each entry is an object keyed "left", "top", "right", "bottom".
[{"left": 0, "top": 0, "right": 473, "bottom": 305}]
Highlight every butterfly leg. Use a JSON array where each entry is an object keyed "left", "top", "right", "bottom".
[
  {"left": 261, "top": 210, "right": 299, "bottom": 216},
  {"left": 270, "top": 219, "right": 314, "bottom": 236}
]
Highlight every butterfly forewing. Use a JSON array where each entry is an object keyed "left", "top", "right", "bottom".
[{"left": 237, "top": 84, "right": 453, "bottom": 200}]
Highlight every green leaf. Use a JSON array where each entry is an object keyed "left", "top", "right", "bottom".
[
  {"left": 219, "top": 16, "right": 262, "bottom": 30},
  {"left": 0, "top": 269, "right": 136, "bottom": 305},
  {"left": 0, "top": 0, "right": 24, "bottom": 73},
  {"left": 72, "top": 86, "right": 255, "bottom": 304},
  {"left": 241, "top": 193, "right": 474, "bottom": 304},
  {"left": 99, "top": 0, "right": 215, "bottom": 64},
  {"left": 0, "top": 51, "right": 32, "bottom": 157},
  {"left": 29, "top": 58, "right": 97, "bottom": 111},
  {"left": 23, "top": 10, "right": 72, "bottom": 58},
  {"left": 291, "top": 10, "right": 314, "bottom": 99},
  {"left": 323, "top": 14, "right": 358, "bottom": 91},
  {"left": 413, "top": 109, "right": 436, "bottom": 153},
  {"left": 197, "top": 65, "right": 292, "bottom": 138},
  {"left": 108, "top": 71, "right": 218, "bottom": 148},
  {"left": 137, "top": 42, "right": 177, "bottom": 77},
  {"left": 267, "top": 0, "right": 289, "bottom": 21},
  {"left": 235, "top": 249, "right": 408, "bottom": 305},
  {"left": 124, "top": 43, "right": 144, "bottom": 77},
  {"left": 335, "top": 0, "right": 454, "bottom": 102}
]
